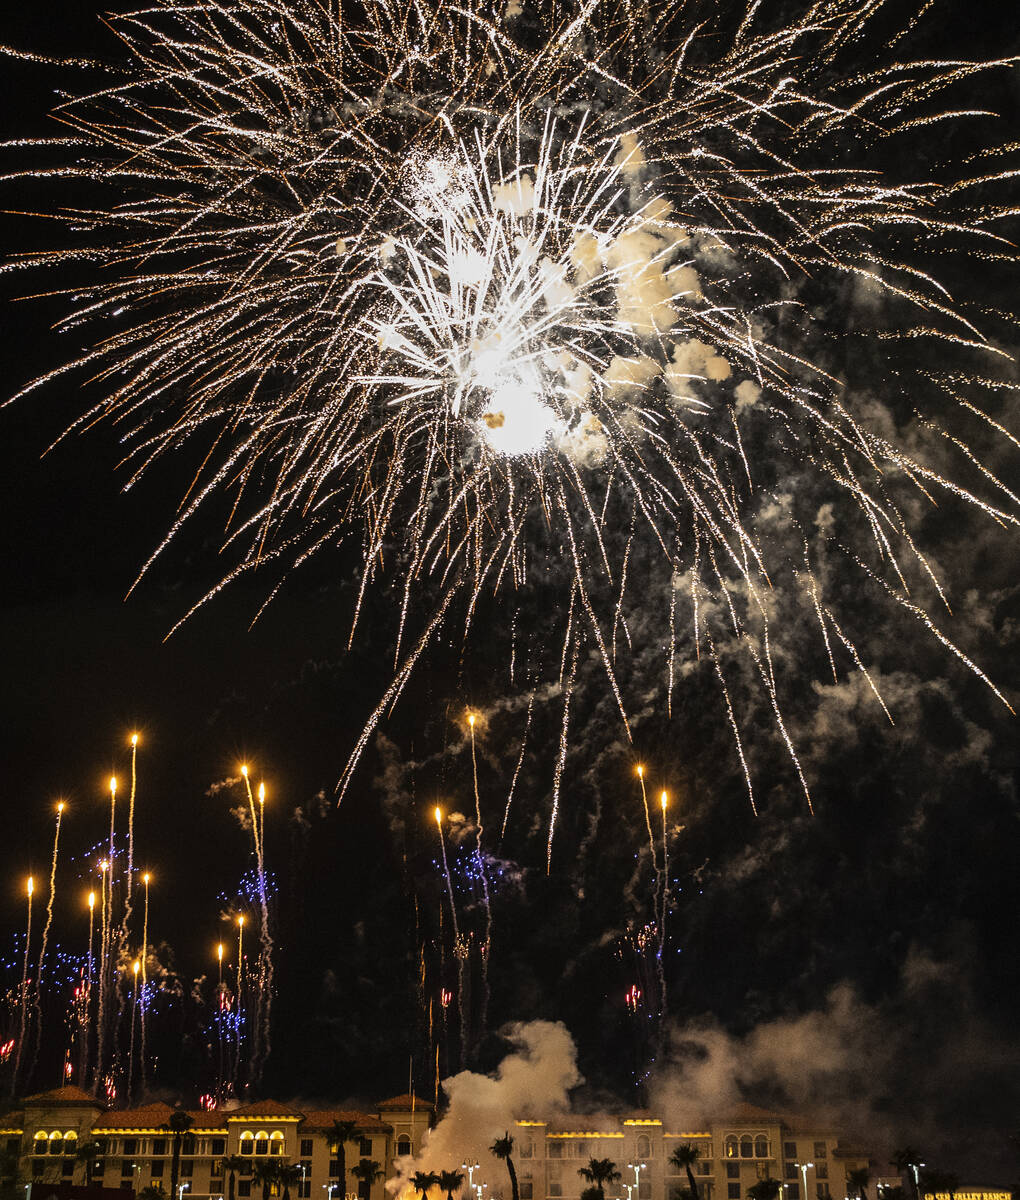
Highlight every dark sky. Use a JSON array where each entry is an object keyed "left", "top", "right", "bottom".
[{"left": 1, "top": 0, "right": 1019, "bottom": 1185}]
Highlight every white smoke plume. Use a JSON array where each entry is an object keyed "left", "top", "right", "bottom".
[{"left": 391, "top": 1020, "right": 581, "bottom": 1189}]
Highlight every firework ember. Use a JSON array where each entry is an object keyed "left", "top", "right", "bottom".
[{"left": 3, "top": 0, "right": 1017, "bottom": 845}]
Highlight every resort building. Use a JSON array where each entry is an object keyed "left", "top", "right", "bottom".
[{"left": 1, "top": 1089, "right": 994, "bottom": 1200}]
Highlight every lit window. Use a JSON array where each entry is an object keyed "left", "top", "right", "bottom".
[
  {"left": 241, "top": 1134, "right": 255, "bottom": 1156},
  {"left": 724, "top": 1139, "right": 738, "bottom": 1160}
]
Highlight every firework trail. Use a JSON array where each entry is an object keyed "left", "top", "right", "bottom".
[
  {"left": 434, "top": 807, "right": 467, "bottom": 1066},
  {"left": 12, "top": 876, "right": 33, "bottom": 1096},
  {"left": 501, "top": 693, "right": 534, "bottom": 843},
  {"left": 239, "top": 767, "right": 272, "bottom": 1083},
  {"left": 118, "top": 736, "right": 140, "bottom": 972},
  {"left": 467, "top": 713, "right": 492, "bottom": 1040},
  {"left": 656, "top": 790, "right": 668, "bottom": 1021},
  {"left": 139, "top": 871, "right": 150, "bottom": 1097},
  {"left": 3, "top": 0, "right": 1018, "bottom": 837},
  {"left": 78, "top": 890, "right": 95, "bottom": 1084},
  {"left": 216, "top": 942, "right": 225, "bottom": 1101},
  {"left": 234, "top": 915, "right": 245, "bottom": 1089},
  {"left": 95, "top": 775, "right": 117, "bottom": 1093},
  {"left": 30, "top": 802, "right": 64, "bottom": 1081},
  {"left": 94, "top": 859, "right": 109, "bottom": 1092},
  {"left": 127, "top": 959, "right": 139, "bottom": 1101}
]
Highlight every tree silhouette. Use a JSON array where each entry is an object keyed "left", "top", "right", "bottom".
[
  {"left": 490, "top": 1133, "right": 519, "bottom": 1200},
  {"left": 577, "top": 1159, "right": 621, "bottom": 1200}
]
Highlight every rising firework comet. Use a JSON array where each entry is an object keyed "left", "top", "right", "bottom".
[{"left": 3, "top": 0, "right": 1018, "bottom": 851}]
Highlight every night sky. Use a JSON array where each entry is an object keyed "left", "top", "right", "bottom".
[{"left": 1, "top": 0, "right": 1019, "bottom": 1187}]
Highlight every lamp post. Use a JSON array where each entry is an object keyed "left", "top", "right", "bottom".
[
  {"left": 324, "top": 1185, "right": 338, "bottom": 1200},
  {"left": 627, "top": 1164, "right": 646, "bottom": 1198},
  {"left": 179, "top": 1183, "right": 191, "bottom": 1200},
  {"left": 463, "top": 1164, "right": 480, "bottom": 1191},
  {"left": 910, "top": 1164, "right": 925, "bottom": 1200},
  {"left": 797, "top": 1163, "right": 813, "bottom": 1200}
]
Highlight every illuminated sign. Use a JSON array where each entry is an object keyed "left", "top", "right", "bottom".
[{"left": 923, "top": 1192, "right": 1011, "bottom": 1200}]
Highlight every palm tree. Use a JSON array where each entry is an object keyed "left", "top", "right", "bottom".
[
  {"left": 253, "top": 1159, "right": 282, "bottom": 1200},
  {"left": 412, "top": 1173, "right": 440, "bottom": 1200},
  {"left": 747, "top": 1180, "right": 782, "bottom": 1200},
  {"left": 490, "top": 1133, "right": 519, "bottom": 1200},
  {"left": 220, "top": 1156, "right": 249, "bottom": 1200},
  {"left": 891, "top": 1150, "right": 922, "bottom": 1200},
  {"left": 847, "top": 1169, "right": 870, "bottom": 1200},
  {"left": 577, "top": 1159, "right": 621, "bottom": 1200},
  {"left": 279, "top": 1163, "right": 302, "bottom": 1200},
  {"left": 76, "top": 1140, "right": 105, "bottom": 1187},
  {"left": 330, "top": 1122, "right": 360, "bottom": 1200},
  {"left": 438, "top": 1170, "right": 465, "bottom": 1200},
  {"left": 351, "top": 1160, "right": 384, "bottom": 1200},
  {"left": 164, "top": 1109, "right": 195, "bottom": 1200},
  {"left": 669, "top": 1146, "right": 702, "bottom": 1200}
]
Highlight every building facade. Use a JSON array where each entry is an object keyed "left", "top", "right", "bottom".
[
  {"left": 1, "top": 1091, "right": 961, "bottom": 1200},
  {"left": 0, "top": 1088, "right": 432, "bottom": 1200},
  {"left": 510, "top": 1104, "right": 871, "bottom": 1200}
]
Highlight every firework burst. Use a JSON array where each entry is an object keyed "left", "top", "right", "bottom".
[{"left": 4, "top": 0, "right": 1018, "bottom": 850}]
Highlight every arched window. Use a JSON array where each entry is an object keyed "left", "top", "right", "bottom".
[
  {"left": 63, "top": 1132, "right": 77, "bottom": 1147},
  {"left": 240, "top": 1132, "right": 255, "bottom": 1156},
  {"left": 740, "top": 1137, "right": 753, "bottom": 1160},
  {"left": 33, "top": 1132, "right": 47, "bottom": 1156},
  {"left": 396, "top": 1136, "right": 411, "bottom": 1159},
  {"left": 754, "top": 1137, "right": 769, "bottom": 1160},
  {"left": 724, "top": 1138, "right": 737, "bottom": 1160},
  {"left": 270, "top": 1133, "right": 285, "bottom": 1157},
  {"left": 49, "top": 1132, "right": 65, "bottom": 1156},
  {"left": 636, "top": 1136, "right": 651, "bottom": 1159},
  {"left": 255, "top": 1132, "right": 270, "bottom": 1156}
]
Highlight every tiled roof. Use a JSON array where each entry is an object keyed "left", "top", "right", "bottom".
[
  {"left": 377, "top": 1094, "right": 434, "bottom": 1113},
  {"left": 299, "top": 1111, "right": 392, "bottom": 1134},
  {"left": 94, "top": 1104, "right": 227, "bottom": 1131},
  {"left": 226, "top": 1100, "right": 304, "bottom": 1120},
  {"left": 94, "top": 1104, "right": 174, "bottom": 1130},
  {"left": 23, "top": 1087, "right": 103, "bottom": 1108}
]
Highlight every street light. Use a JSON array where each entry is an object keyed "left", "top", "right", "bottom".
[
  {"left": 796, "top": 1163, "right": 813, "bottom": 1200},
  {"left": 179, "top": 1184, "right": 191, "bottom": 1200},
  {"left": 462, "top": 1164, "right": 481, "bottom": 1190},
  {"left": 324, "top": 1185, "right": 338, "bottom": 1200},
  {"left": 627, "top": 1164, "right": 646, "bottom": 1197}
]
